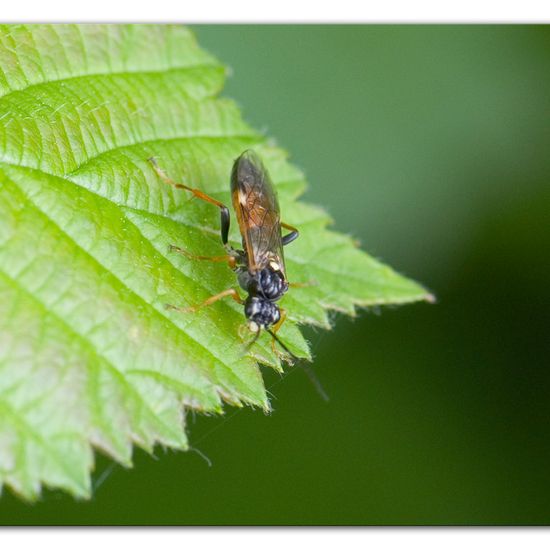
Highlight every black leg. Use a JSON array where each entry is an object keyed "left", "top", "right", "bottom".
[{"left": 281, "top": 221, "right": 299, "bottom": 246}]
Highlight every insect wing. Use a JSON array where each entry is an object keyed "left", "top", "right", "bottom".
[{"left": 231, "top": 151, "right": 285, "bottom": 274}]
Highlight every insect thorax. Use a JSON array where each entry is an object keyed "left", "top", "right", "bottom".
[{"left": 238, "top": 266, "right": 288, "bottom": 301}]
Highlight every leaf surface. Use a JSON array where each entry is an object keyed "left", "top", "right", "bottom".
[{"left": 0, "top": 24, "right": 432, "bottom": 499}]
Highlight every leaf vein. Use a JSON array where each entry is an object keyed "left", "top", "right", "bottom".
[
  {"left": 0, "top": 63, "right": 223, "bottom": 103},
  {"left": 4, "top": 165, "right": 260, "bottom": 404}
]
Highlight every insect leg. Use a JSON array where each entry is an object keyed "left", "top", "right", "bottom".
[
  {"left": 165, "top": 288, "right": 243, "bottom": 314},
  {"left": 289, "top": 280, "right": 318, "bottom": 289},
  {"left": 281, "top": 221, "right": 299, "bottom": 246},
  {"left": 149, "top": 157, "right": 231, "bottom": 246},
  {"left": 269, "top": 309, "right": 289, "bottom": 359},
  {"left": 169, "top": 245, "right": 238, "bottom": 269},
  {"left": 271, "top": 308, "right": 287, "bottom": 335}
]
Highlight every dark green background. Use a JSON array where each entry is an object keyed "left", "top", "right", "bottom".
[{"left": 2, "top": 25, "right": 550, "bottom": 525}]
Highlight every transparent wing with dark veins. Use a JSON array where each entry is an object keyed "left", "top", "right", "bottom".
[{"left": 230, "top": 150, "right": 286, "bottom": 275}]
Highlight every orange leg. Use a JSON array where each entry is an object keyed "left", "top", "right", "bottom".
[
  {"left": 169, "top": 245, "right": 237, "bottom": 269},
  {"left": 270, "top": 308, "right": 289, "bottom": 358},
  {"left": 289, "top": 280, "right": 318, "bottom": 289},
  {"left": 271, "top": 308, "right": 287, "bottom": 335},
  {"left": 149, "top": 157, "right": 232, "bottom": 246},
  {"left": 165, "top": 288, "right": 243, "bottom": 314}
]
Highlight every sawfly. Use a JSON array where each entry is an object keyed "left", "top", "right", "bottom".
[{"left": 149, "top": 150, "right": 301, "bottom": 359}]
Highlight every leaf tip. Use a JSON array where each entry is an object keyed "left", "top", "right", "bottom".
[{"left": 424, "top": 292, "right": 437, "bottom": 304}]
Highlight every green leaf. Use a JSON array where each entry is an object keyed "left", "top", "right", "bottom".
[{"left": 0, "top": 24, "right": 432, "bottom": 500}]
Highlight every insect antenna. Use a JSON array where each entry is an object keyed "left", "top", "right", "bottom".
[
  {"left": 244, "top": 326, "right": 262, "bottom": 351},
  {"left": 267, "top": 329, "right": 330, "bottom": 403}
]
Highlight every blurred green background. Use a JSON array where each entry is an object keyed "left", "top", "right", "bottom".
[{"left": 2, "top": 25, "right": 550, "bottom": 525}]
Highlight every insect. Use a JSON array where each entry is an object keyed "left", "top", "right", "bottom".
[{"left": 149, "top": 150, "right": 300, "bottom": 359}]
